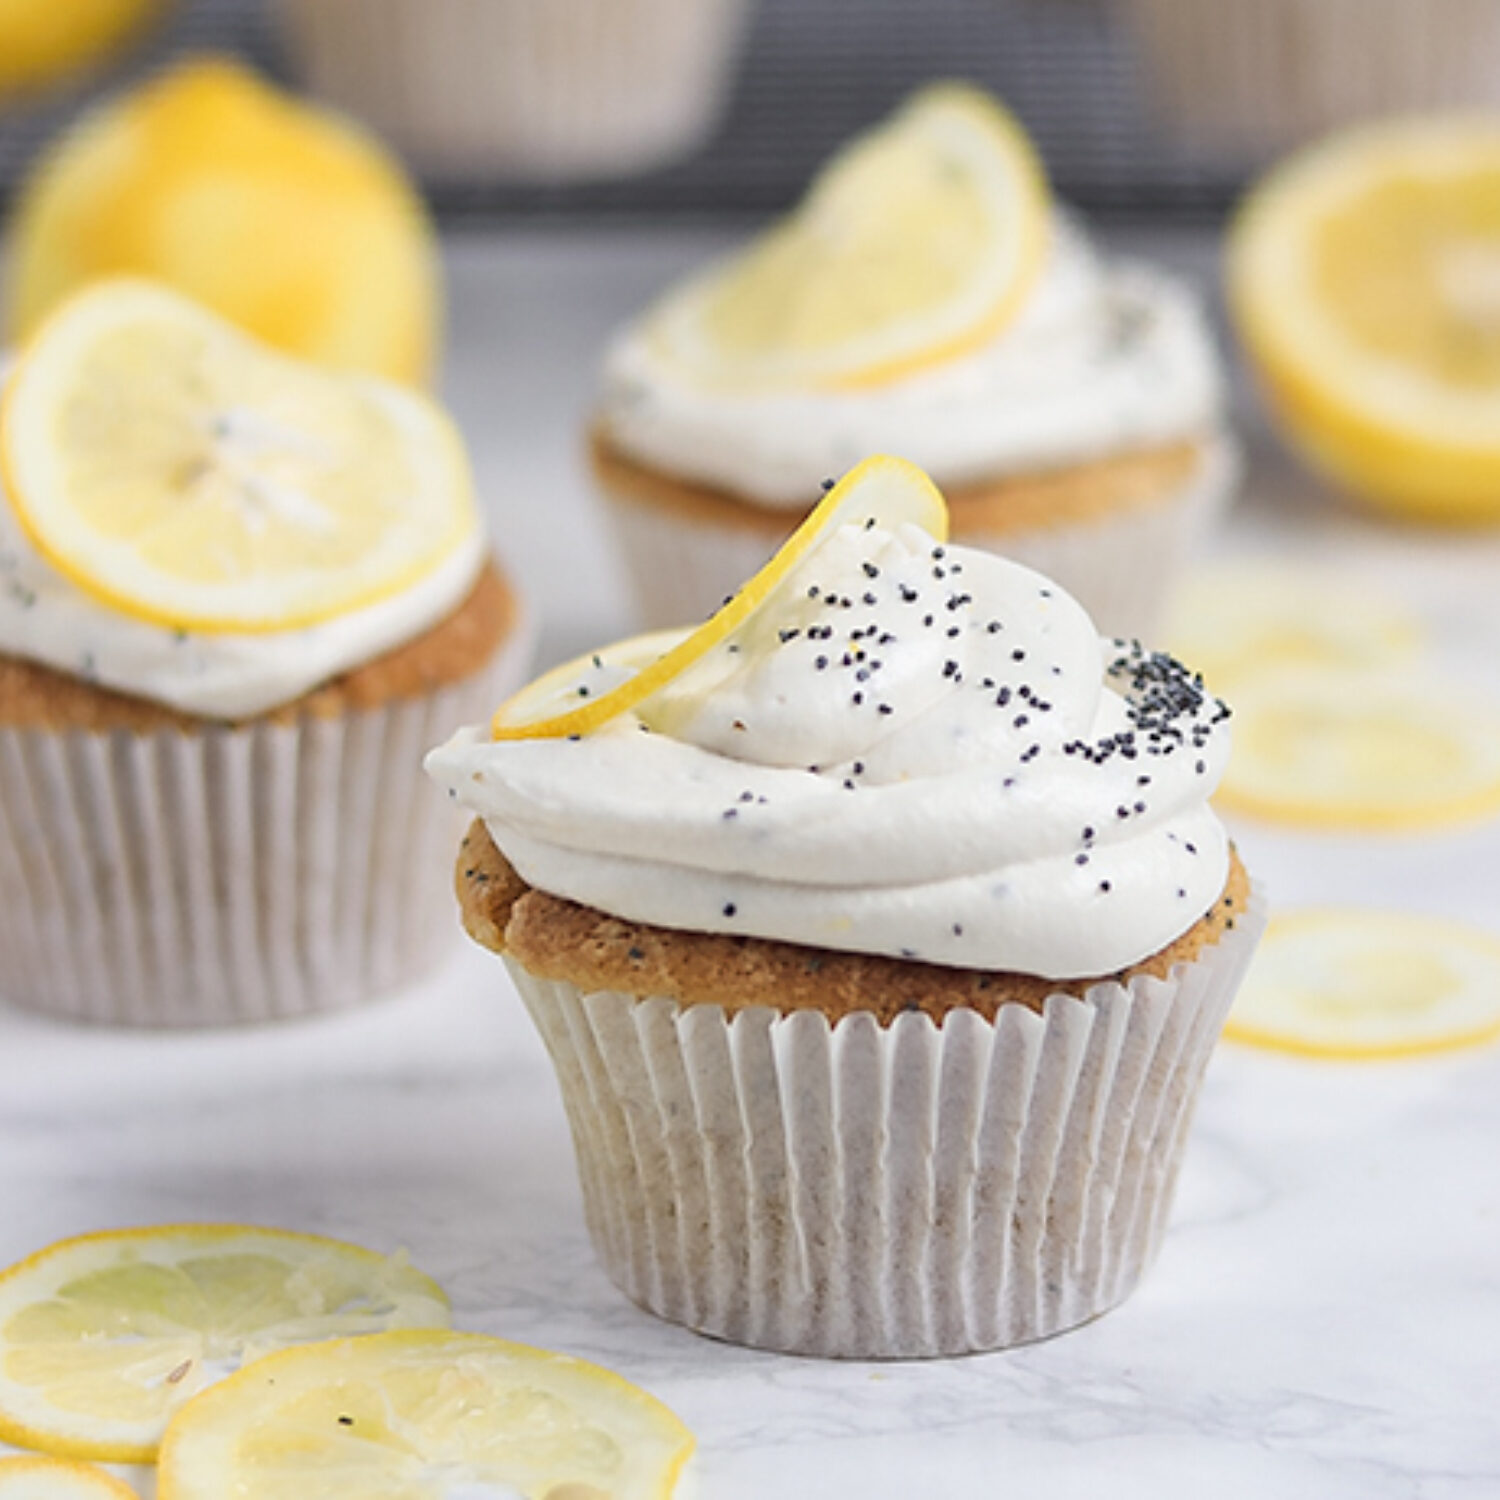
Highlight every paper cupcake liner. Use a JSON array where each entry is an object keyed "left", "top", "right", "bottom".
[
  {"left": 0, "top": 624, "right": 532, "bottom": 1028},
  {"left": 603, "top": 436, "right": 1240, "bottom": 642},
  {"left": 1115, "top": 0, "right": 1500, "bottom": 155},
  {"left": 276, "top": 0, "right": 753, "bottom": 180},
  {"left": 503, "top": 886, "right": 1266, "bottom": 1358}
]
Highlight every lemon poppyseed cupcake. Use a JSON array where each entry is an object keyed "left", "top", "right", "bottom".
[
  {"left": 428, "top": 456, "right": 1263, "bottom": 1358},
  {"left": 592, "top": 84, "right": 1238, "bottom": 645},
  {"left": 0, "top": 279, "right": 531, "bottom": 1027}
]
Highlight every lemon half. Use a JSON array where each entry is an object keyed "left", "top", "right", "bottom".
[
  {"left": 5, "top": 55, "right": 438, "bottom": 385},
  {"left": 156, "top": 1330, "right": 695, "bottom": 1500},
  {"left": 644, "top": 82, "right": 1050, "bottom": 391},
  {"left": 0, "top": 1225, "right": 449, "bottom": 1462},
  {"left": 1230, "top": 116, "right": 1500, "bottom": 523},
  {"left": 1, "top": 278, "right": 477, "bottom": 634}
]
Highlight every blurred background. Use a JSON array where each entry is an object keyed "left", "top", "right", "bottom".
[{"left": 0, "top": 0, "right": 1470, "bottom": 224}]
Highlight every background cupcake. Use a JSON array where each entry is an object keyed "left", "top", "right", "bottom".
[
  {"left": 591, "top": 83, "right": 1237, "bottom": 644},
  {"left": 0, "top": 279, "right": 531, "bottom": 1027},
  {"left": 1113, "top": 0, "right": 1500, "bottom": 160},
  {"left": 428, "top": 456, "right": 1263, "bottom": 1357},
  {"left": 273, "top": 0, "right": 755, "bottom": 182}
]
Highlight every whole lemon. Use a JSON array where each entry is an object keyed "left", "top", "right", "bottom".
[
  {"left": 4, "top": 56, "right": 440, "bottom": 385},
  {"left": 0, "top": 0, "right": 168, "bottom": 100}
]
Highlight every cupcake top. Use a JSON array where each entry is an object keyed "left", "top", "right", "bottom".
[
  {"left": 601, "top": 215, "right": 1223, "bottom": 506},
  {"left": 428, "top": 458, "right": 1232, "bottom": 980},
  {"left": 595, "top": 83, "right": 1223, "bottom": 507},
  {"left": 0, "top": 280, "right": 487, "bottom": 720}
]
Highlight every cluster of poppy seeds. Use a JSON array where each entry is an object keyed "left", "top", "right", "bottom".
[{"left": 596, "top": 529, "right": 1229, "bottom": 942}]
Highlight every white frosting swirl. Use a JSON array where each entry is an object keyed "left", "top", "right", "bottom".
[
  {"left": 598, "top": 216, "right": 1225, "bottom": 505},
  {"left": 0, "top": 479, "right": 487, "bottom": 720},
  {"left": 427, "top": 521, "right": 1232, "bottom": 980}
]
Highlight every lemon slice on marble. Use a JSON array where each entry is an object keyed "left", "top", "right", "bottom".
[
  {"left": 1165, "top": 561, "right": 1423, "bottom": 695},
  {"left": 0, "top": 1455, "right": 136, "bottom": 1499},
  {"left": 1217, "top": 666, "right": 1500, "bottom": 831},
  {"left": 0, "top": 1225, "right": 449, "bottom": 1463},
  {"left": 1229, "top": 116, "right": 1500, "bottom": 523},
  {"left": 644, "top": 82, "right": 1050, "bottom": 391},
  {"left": 492, "top": 452, "right": 948, "bottom": 738},
  {"left": 156, "top": 1329, "right": 695, "bottom": 1500},
  {"left": 0, "top": 279, "right": 476, "bottom": 634},
  {"left": 1226, "top": 909, "right": 1500, "bottom": 1059}
]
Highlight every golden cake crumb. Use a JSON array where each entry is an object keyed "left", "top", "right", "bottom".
[
  {"left": 456, "top": 819, "right": 1252, "bottom": 1025},
  {"left": 590, "top": 427, "right": 1207, "bottom": 538},
  {"left": 0, "top": 559, "right": 519, "bottom": 733}
]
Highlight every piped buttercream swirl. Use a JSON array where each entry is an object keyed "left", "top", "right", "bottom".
[
  {"left": 427, "top": 519, "right": 1232, "bottom": 980},
  {"left": 598, "top": 215, "right": 1224, "bottom": 505}
]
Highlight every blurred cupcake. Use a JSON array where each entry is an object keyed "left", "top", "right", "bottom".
[
  {"left": 275, "top": 0, "right": 754, "bottom": 181},
  {"left": 0, "top": 280, "right": 531, "bottom": 1027},
  {"left": 592, "top": 83, "right": 1237, "bottom": 643},
  {"left": 1115, "top": 0, "right": 1500, "bottom": 158},
  {"left": 428, "top": 455, "right": 1263, "bottom": 1357}
]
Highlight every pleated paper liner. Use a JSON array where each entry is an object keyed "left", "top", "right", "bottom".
[
  {"left": 602, "top": 436, "right": 1239, "bottom": 644},
  {"left": 505, "top": 883, "right": 1266, "bottom": 1358},
  {"left": 0, "top": 623, "right": 532, "bottom": 1027}
]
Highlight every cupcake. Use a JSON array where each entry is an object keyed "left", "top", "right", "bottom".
[
  {"left": 428, "top": 455, "right": 1263, "bottom": 1358},
  {"left": 274, "top": 0, "right": 754, "bottom": 182},
  {"left": 592, "top": 84, "right": 1237, "bottom": 644},
  {"left": 1113, "top": 0, "right": 1500, "bottom": 159},
  {"left": 0, "top": 279, "right": 531, "bottom": 1027}
]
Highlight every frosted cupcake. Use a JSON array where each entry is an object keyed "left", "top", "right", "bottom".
[
  {"left": 592, "top": 84, "right": 1237, "bottom": 644},
  {"left": 428, "top": 456, "right": 1262, "bottom": 1358},
  {"left": 0, "top": 280, "right": 531, "bottom": 1027}
]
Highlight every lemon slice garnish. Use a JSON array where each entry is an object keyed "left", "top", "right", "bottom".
[
  {"left": 643, "top": 82, "right": 1050, "bottom": 391},
  {"left": 1226, "top": 909, "right": 1500, "bottom": 1060},
  {"left": 492, "top": 452, "right": 947, "bottom": 739},
  {"left": 0, "top": 278, "right": 477, "bottom": 634},
  {"left": 0, "top": 1225, "right": 449, "bottom": 1463},
  {"left": 1217, "top": 666, "right": 1500, "bottom": 832},
  {"left": 1165, "top": 561, "right": 1423, "bottom": 695},
  {"left": 1229, "top": 116, "right": 1500, "bottom": 523},
  {"left": 156, "top": 1329, "right": 694, "bottom": 1500},
  {"left": 0, "top": 1456, "right": 137, "bottom": 1499}
]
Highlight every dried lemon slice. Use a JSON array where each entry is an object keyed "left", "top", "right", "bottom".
[
  {"left": 644, "top": 82, "right": 1050, "bottom": 390},
  {"left": 1226, "top": 909, "right": 1500, "bottom": 1059},
  {"left": 0, "top": 1456, "right": 136, "bottom": 1499},
  {"left": 0, "top": 1225, "right": 448, "bottom": 1463},
  {"left": 1164, "top": 561, "right": 1423, "bottom": 695},
  {"left": 156, "top": 1330, "right": 695, "bottom": 1500},
  {"left": 0, "top": 278, "right": 476, "bottom": 633},
  {"left": 491, "top": 453, "right": 947, "bottom": 738},
  {"left": 1229, "top": 115, "right": 1500, "bottom": 522},
  {"left": 1217, "top": 666, "right": 1500, "bottom": 832}
]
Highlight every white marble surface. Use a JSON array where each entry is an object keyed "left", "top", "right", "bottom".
[{"left": 3, "top": 227, "right": 1500, "bottom": 1498}]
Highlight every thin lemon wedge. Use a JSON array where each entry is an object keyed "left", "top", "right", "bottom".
[
  {"left": 0, "top": 278, "right": 477, "bottom": 634},
  {"left": 1229, "top": 116, "right": 1500, "bottom": 523},
  {"left": 0, "top": 0, "right": 166, "bottom": 100},
  {"left": 5, "top": 55, "right": 438, "bottom": 385},
  {"left": 1216, "top": 666, "right": 1500, "bottom": 832},
  {"left": 156, "top": 1329, "right": 695, "bottom": 1500},
  {"left": 1164, "top": 561, "right": 1424, "bottom": 696},
  {"left": 643, "top": 82, "right": 1050, "bottom": 391},
  {"left": 492, "top": 452, "right": 947, "bottom": 739},
  {"left": 1226, "top": 909, "right": 1500, "bottom": 1060},
  {"left": 0, "top": 1226, "right": 449, "bottom": 1463},
  {"left": 0, "top": 1455, "right": 136, "bottom": 1499}
]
